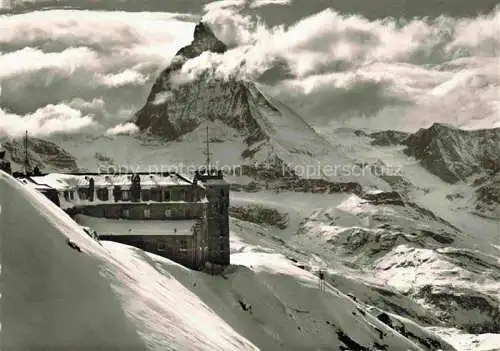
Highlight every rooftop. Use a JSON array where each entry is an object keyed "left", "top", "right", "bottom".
[{"left": 29, "top": 173, "right": 196, "bottom": 190}]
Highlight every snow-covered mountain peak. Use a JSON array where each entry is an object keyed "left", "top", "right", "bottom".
[
  {"left": 1, "top": 136, "right": 78, "bottom": 172},
  {"left": 131, "top": 22, "right": 391, "bottom": 189},
  {"left": 178, "top": 21, "right": 228, "bottom": 60},
  {"left": 402, "top": 123, "right": 500, "bottom": 184}
]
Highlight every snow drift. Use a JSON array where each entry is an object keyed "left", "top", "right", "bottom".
[{"left": 0, "top": 170, "right": 147, "bottom": 350}]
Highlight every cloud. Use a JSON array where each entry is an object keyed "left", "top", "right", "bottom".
[
  {"left": 1, "top": 4, "right": 498, "bottom": 140},
  {"left": 0, "top": 103, "right": 97, "bottom": 138},
  {"left": 0, "top": 47, "right": 99, "bottom": 80},
  {"left": 249, "top": 0, "right": 291, "bottom": 8},
  {"left": 96, "top": 70, "right": 149, "bottom": 87},
  {"left": 189, "top": 5, "right": 500, "bottom": 128},
  {"left": 105, "top": 122, "right": 139, "bottom": 136},
  {"left": 201, "top": 7, "right": 500, "bottom": 79},
  {"left": 152, "top": 91, "right": 174, "bottom": 105},
  {"left": 0, "top": 9, "right": 195, "bottom": 133}
]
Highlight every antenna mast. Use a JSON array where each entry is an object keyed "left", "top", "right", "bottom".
[
  {"left": 24, "top": 130, "right": 29, "bottom": 175},
  {"left": 203, "top": 124, "right": 212, "bottom": 171}
]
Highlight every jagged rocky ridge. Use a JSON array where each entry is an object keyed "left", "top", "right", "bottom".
[
  {"left": 230, "top": 204, "right": 289, "bottom": 229},
  {"left": 132, "top": 22, "right": 394, "bottom": 196},
  {"left": 364, "top": 123, "right": 500, "bottom": 184},
  {"left": 132, "top": 23, "right": 346, "bottom": 163},
  {"left": 1, "top": 137, "right": 78, "bottom": 172},
  {"left": 292, "top": 194, "right": 500, "bottom": 335},
  {"left": 133, "top": 22, "right": 266, "bottom": 145}
]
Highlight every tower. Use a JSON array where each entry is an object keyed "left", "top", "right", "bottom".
[
  {"left": 202, "top": 174, "right": 230, "bottom": 266},
  {"left": 24, "top": 130, "right": 31, "bottom": 175},
  {"left": 203, "top": 124, "right": 212, "bottom": 172},
  {"left": 199, "top": 125, "right": 230, "bottom": 266}
]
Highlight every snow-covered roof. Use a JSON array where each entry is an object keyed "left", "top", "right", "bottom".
[
  {"left": 29, "top": 173, "right": 196, "bottom": 190},
  {"left": 30, "top": 174, "right": 74, "bottom": 190},
  {"left": 75, "top": 215, "right": 197, "bottom": 236}
]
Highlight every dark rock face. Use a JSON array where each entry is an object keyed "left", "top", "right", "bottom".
[
  {"left": 369, "top": 130, "right": 409, "bottom": 146},
  {"left": 402, "top": 123, "right": 500, "bottom": 183},
  {"left": 132, "top": 22, "right": 267, "bottom": 146},
  {"left": 475, "top": 172, "right": 500, "bottom": 205},
  {"left": 416, "top": 285, "right": 500, "bottom": 334},
  {"left": 365, "top": 123, "right": 500, "bottom": 184},
  {"left": 473, "top": 172, "right": 500, "bottom": 218},
  {"left": 361, "top": 191, "right": 405, "bottom": 206},
  {"left": 374, "top": 311, "right": 454, "bottom": 351},
  {"left": 229, "top": 205, "right": 288, "bottom": 229},
  {"left": 179, "top": 22, "right": 227, "bottom": 58},
  {"left": 2, "top": 137, "right": 78, "bottom": 172}
]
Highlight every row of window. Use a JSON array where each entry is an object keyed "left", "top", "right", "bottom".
[
  {"left": 119, "top": 208, "right": 199, "bottom": 219},
  {"left": 157, "top": 239, "right": 188, "bottom": 251},
  {"left": 63, "top": 188, "right": 201, "bottom": 202}
]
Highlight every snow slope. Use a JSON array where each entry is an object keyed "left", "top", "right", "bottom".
[
  {"left": 2, "top": 169, "right": 453, "bottom": 350},
  {"left": 0, "top": 170, "right": 147, "bottom": 350},
  {"left": 0, "top": 170, "right": 257, "bottom": 350}
]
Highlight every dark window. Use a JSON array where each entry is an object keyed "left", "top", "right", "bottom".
[
  {"left": 63, "top": 191, "right": 69, "bottom": 201},
  {"left": 97, "top": 188, "right": 109, "bottom": 201},
  {"left": 113, "top": 186, "right": 122, "bottom": 202},
  {"left": 164, "top": 191, "right": 171, "bottom": 201},
  {"left": 69, "top": 191, "right": 75, "bottom": 201},
  {"left": 78, "top": 188, "right": 88, "bottom": 200},
  {"left": 151, "top": 188, "right": 162, "bottom": 202},
  {"left": 179, "top": 190, "right": 186, "bottom": 201},
  {"left": 170, "top": 190, "right": 179, "bottom": 201},
  {"left": 141, "top": 189, "right": 151, "bottom": 201}
]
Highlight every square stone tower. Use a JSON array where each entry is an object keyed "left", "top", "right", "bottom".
[{"left": 196, "top": 171, "right": 230, "bottom": 266}]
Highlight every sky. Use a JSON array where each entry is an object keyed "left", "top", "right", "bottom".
[{"left": 0, "top": 0, "right": 498, "bottom": 138}]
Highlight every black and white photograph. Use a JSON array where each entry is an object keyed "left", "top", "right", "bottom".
[{"left": 0, "top": 0, "right": 499, "bottom": 350}]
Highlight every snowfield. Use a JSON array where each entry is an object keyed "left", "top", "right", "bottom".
[{"left": 1, "top": 169, "right": 462, "bottom": 350}]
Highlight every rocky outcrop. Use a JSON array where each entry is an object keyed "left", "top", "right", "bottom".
[
  {"left": 133, "top": 22, "right": 267, "bottom": 145},
  {"left": 416, "top": 285, "right": 500, "bottom": 334},
  {"left": 402, "top": 123, "right": 500, "bottom": 183},
  {"left": 369, "top": 130, "right": 410, "bottom": 146},
  {"left": 2, "top": 137, "right": 78, "bottom": 172},
  {"left": 473, "top": 172, "right": 500, "bottom": 218},
  {"left": 364, "top": 123, "right": 500, "bottom": 184},
  {"left": 361, "top": 191, "right": 405, "bottom": 206},
  {"left": 230, "top": 205, "right": 288, "bottom": 229}
]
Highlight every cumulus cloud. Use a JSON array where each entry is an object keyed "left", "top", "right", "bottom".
[
  {"left": 105, "top": 122, "right": 139, "bottom": 136},
  {"left": 0, "top": 104, "right": 97, "bottom": 138},
  {"left": 1, "top": 3, "right": 498, "bottom": 139},
  {"left": 0, "top": 47, "right": 99, "bottom": 80},
  {"left": 194, "top": 5, "right": 500, "bottom": 127},
  {"left": 249, "top": 0, "right": 291, "bottom": 8},
  {"left": 152, "top": 91, "right": 174, "bottom": 105},
  {"left": 96, "top": 69, "right": 149, "bottom": 87},
  {"left": 0, "top": 9, "right": 196, "bottom": 136},
  {"left": 201, "top": 6, "right": 500, "bottom": 78}
]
